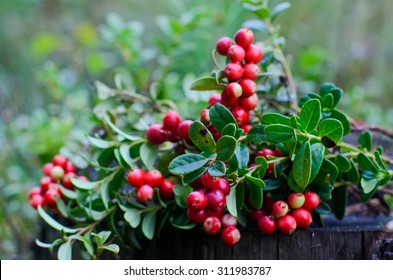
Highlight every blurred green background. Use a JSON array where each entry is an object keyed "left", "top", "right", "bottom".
[{"left": 1, "top": 0, "right": 392, "bottom": 259}]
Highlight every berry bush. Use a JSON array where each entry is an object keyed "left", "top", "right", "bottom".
[{"left": 29, "top": 1, "right": 393, "bottom": 259}]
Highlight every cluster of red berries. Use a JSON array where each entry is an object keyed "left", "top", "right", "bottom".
[
  {"left": 214, "top": 28, "right": 263, "bottom": 129},
  {"left": 250, "top": 192, "right": 320, "bottom": 235},
  {"left": 185, "top": 173, "right": 241, "bottom": 245},
  {"left": 251, "top": 148, "right": 283, "bottom": 179},
  {"left": 28, "top": 154, "right": 86, "bottom": 209},
  {"left": 127, "top": 169, "right": 175, "bottom": 203},
  {"left": 146, "top": 110, "right": 193, "bottom": 145}
]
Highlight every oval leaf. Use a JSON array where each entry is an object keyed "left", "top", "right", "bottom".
[
  {"left": 222, "top": 123, "right": 237, "bottom": 137},
  {"left": 37, "top": 206, "right": 78, "bottom": 234},
  {"left": 310, "top": 143, "right": 325, "bottom": 182},
  {"left": 87, "top": 136, "right": 117, "bottom": 149},
  {"left": 262, "top": 113, "right": 291, "bottom": 126},
  {"left": 332, "top": 186, "right": 347, "bottom": 220},
  {"left": 299, "top": 99, "right": 321, "bottom": 132},
  {"left": 169, "top": 154, "right": 208, "bottom": 175},
  {"left": 226, "top": 185, "right": 237, "bottom": 218},
  {"left": 264, "top": 124, "right": 294, "bottom": 142},
  {"left": 246, "top": 124, "right": 267, "bottom": 144},
  {"left": 140, "top": 143, "right": 158, "bottom": 170},
  {"left": 245, "top": 175, "right": 265, "bottom": 209},
  {"left": 70, "top": 178, "right": 97, "bottom": 191},
  {"left": 189, "top": 121, "right": 216, "bottom": 153},
  {"left": 216, "top": 136, "right": 237, "bottom": 162},
  {"left": 318, "top": 118, "right": 343, "bottom": 147},
  {"left": 142, "top": 211, "right": 157, "bottom": 240},
  {"left": 58, "top": 242, "right": 72, "bottom": 260},
  {"left": 209, "top": 104, "right": 237, "bottom": 132},
  {"left": 208, "top": 160, "right": 226, "bottom": 177},
  {"left": 293, "top": 141, "right": 311, "bottom": 190},
  {"left": 190, "top": 76, "right": 225, "bottom": 91},
  {"left": 183, "top": 167, "right": 207, "bottom": 184}
]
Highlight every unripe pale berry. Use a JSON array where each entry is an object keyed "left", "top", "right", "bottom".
[
  {"left": 227, "top": 44, "right": 245, "bottom": 62},
  {"left": 245, "top": 44, "right": 263, "bottom": 64},
  {"left": 239, "top": 78, "right": 256, "bottom": 97},
  {"left": 224, "top": 63, "right": 244, "bottom": 81},
  {"left": 221, "top": 226, "right": 241, "bottom": 246},
  {"left": 136, "top": 185, "right": 154, "bottom": 203},
  {"left": 226, "top": 82, "right": 243, "bottom": 99},
  {"left": 50, "top": 166, "right": 65, "bottom": 181},
  {"left": 216, "top": 36, "right": 233, "bottom": 56},
  {"left": 187, "top": 209, "right": 207, "bottom": 224},
  {"left": 163, "top": 110, "right": 181, "bottom": 131},
  {"left": 291, "top": 208, "right": 312, "bottom": 229},
  {"left": 221, "top": 213, "right": 237, "bottom": 228},
  {"left": 287, "top": 193, "right": 305, "bottom": 209},
  {"left": 243, "top": 63, "right": 260, "bottom": 79},
  {"left": 127, "top": 169, "right": 146, "bottom": 188},
  {"left": 277, "top": 214, "right": 297, "bottom": 235},
  {"left": 186, "top": 191, "right": 208, "bottom": 211},
  {"left": 258, "top": 215, "right": 277, "bottom": 235},
  {"left": 205, "top": 189, "right": 226, "bottom": 212},
  {"left": 234, "top": 28, "right": 254, "bottom": 49},
  {"left": 146, "top": 124, "right": 166, "bottom": 145},
  {"left": 303, "top": 192, "right": 321, "bottom": 211},
  {"left": 203, "top": 216, "right": 222, "bottom": 235},
  {"left": 272, "top": 200, "right": 289, "bottom": 218},
  {"left": 145, "top": 170, "right": 164, "bottom": 188},
  {"left": 239, "top": 93, "right": 258, "bottom": 111}
]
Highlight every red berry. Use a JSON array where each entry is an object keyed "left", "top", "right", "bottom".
[
  {"left": 265, "top": 163, "right": 276, "bottom": 179},
  {"left": 209, "top": 125, "right": 222, "bottom": 142},
  {"left": 145, "top": 170, "right": 164, "bottom": 188},
  {"left": 239, "top": 78, "right": 256, "bottom": 97},
  {"left": 231, "top": 107, "right": 250, "bottom": 127},
  {"left": 221, "top": 213, "right": 237, "bottom": 228},
  {"left": 187, "top": 209, "right": 207, "bottom": 224},
  {"left": 159, "top": 180, "right": 175, "bottom": 200},
  {"left": 226, "top": 82, "right": 243, "bottom": 99},
  {"left": 136, "top": 185, "right": 154, "bottom": 203},
  {"left": 262, "top": 193, "right": 275, "bottom": 214},
  {"left": 221, "top": 88, "right": 238, "bottom": 108},
  {"left": 250, "top": 209, "right": 266, "bottom": 222},
  {"left": 239, "top": 93, "right": 258, "bottom": 111},
  {"left": 216, "top": 178, "right": 230, "bottom": 196},
  {"left": 200, "top": 109, "right": 210, "bottom": 124},
  {"left": 277, "top": 214, "right": 297, "bottom": 235},
  {"left": 146, "top": 124, "right": 166, "bottom": 145},
  {"left": 227, "top": 44, "right": 245, "bottom": 62},
  {"left": 242, "top": 124, "right": 252, "bottom": 134},
  {"left": 201, "top": 172, "right": 220, "bottom": 191},
  {"left": 186, "top": 191, "right": 208, "bottom": 211},
  {"left": 163, "top": 110, "right": 181, "bottom": 132},
  {"left": 52, "top": 155, "right": 68, "bottom": 169},
  {"left": 216, "top": 36, "right": 233, "bottom": 56},
  {"left": 50, "top": 166, "right": 65, "bottom": 181},
  {"left": 127, "top": 169, "right": 146, "bottom": 188},
  {"left": 203, "top": 216, "right": 222, "bottom": 235},
  {"left": 208, "top": 93, "right": 222, "bottom": 107},
  {"left": 221, "top": 226, "right": 241, "bottom": 246},
  {"left": 189, "top": 176, "right": 203, "bottom": 189},
  {"left": 177, "top": 120, "right": 193, "bottom": 143},
  {"left": 255, "top": 148, "right": 275, "bottom": 160},
  {"left": 224, "top": 63, "right": 244, "bottom": 81},
  {"left": 272, "top": 200, "right": 289, "bottom": 218},
  {"left": 30, "top": 194, "right": 44, "bottom": 209},
  {"left": 243, "top": 63, "right": 260, "bottom": 79},
  {"left": 62, "top": 172, "right": 76, "bottom": 190},
  {"left": 29, "top": 187, "right": 41, "bottom": 199},
  {"left": 245, "top": 44, "right": 263, "bottom": 64},
  {"left": 205, "top": 189, "right": 226, "bottom": 212},
  {"left": 287, "top": 193, "right": 305, "bottom": 209},
  {"left": 303, "top": 192, "right": 320, "bottom": 211},
  {"left": 42, "top": 163, "right": 54, "bottom": 176},
  {"left": 258, "top": 216, "right": 277, "bottom": 235},
  {"left": 274, "top": 148, "right": 283, "bottom": 157},
  {"left": 65, "top": 162, "right": 76, "bottom": 173},
  {"left": 40, "top": 176, "right": 53, "bottom": 193},
  {"left": 206, "top": 210, "right": 224, "bottom": 218},
  {"left": 234, "top": 28, "right": 254, "bottom": 49},
  {"left": 44, "top": 189, "right": 60, "bottom": 207},
  {"left": 291, "top": 208, "right": 312, "bottom": 229}
]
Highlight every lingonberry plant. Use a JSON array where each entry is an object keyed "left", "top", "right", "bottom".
[{"left": 30, "top": 1, "right": 393, "bottom": 259}]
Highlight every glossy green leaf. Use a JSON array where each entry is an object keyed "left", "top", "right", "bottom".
[
  {"left": 246, "top": 125, "right": 267, "bottom": 144},
  {"left": 312, "top": 159, "right": 339, "bottom": 185},
  {"left": 358, "top": 130, "right": 372, "bottom": 152},
  {"left": 142, "top": 211, "right": 157, "bottom": 240},
  {"left": 58, "top": 184, "right": 77, "bottom": 200},
  {"left": 216, "top": 136, "right": 237, "bottom": 162},
  {"left": 119, "top": 144, "right": 135, "bottom": 170},
  {"left": 121, "top": 206, "right": 141, "bottom": 228},
  {"left": 140, "top": 143, "right": 158, "bottom": 170},
  {"left": 288, "top": 170, "right": 303, "bottom": 193},
  {"left": 235, "top": 144, "right": 249, "bottom": 171},
  {"left": 226, "top": 185, "right": 237, "bottom": 218},
  {"left": 99, "top": 244, "right": 120, "bottom": 254},
  {"left": 299, "top": 99, "right": 321, "bottom": 132},
  {"left": 68, "top": 235, "right": 94, "bottom": 257},
  {"left": 222, "top": 123, "right": 237, "bottom": 137},
  {"left": 374, "top": 149, "right": 388, "bottom": 171},
  {"left": 322, "top": 93, "right": 334, "bottom": 110},
  {"left": 245, "top": 175, "right": 265, "bottom": 209},
  {"left": 235, "top": 182, "right": 245, "bottom": 210},
  {"left": 173, "top": 185, "right": 192, "bottom": 208},
  {"left": 315, "top": 202, "right": 331, "bottom": 215},
  {"left": 262, "top": 113, "right": 291, "bottom": 126},
  {"left": 330, "top": 109, "right": 351, "bottom": 135},
  {"left": 289, "top": 114, "right": 299, "bottom": 129},
  {"left": 357, "top": 153, "right": 378, "bottom": 173},
  {"left": 101, "top": 180, "right": 110, "bottom": 210},
  {"left": 310, "top": 143, "right": 325, "bottom": 182},
  {"left": 35, "top": 239, "right": 52, "bottom": 249},
  {"left": 190, "top": 76, "right": 225, "bottom": 91},
  {"left": 87, "top": 136, "right": 117, "bottom": 149},
  {"left": 293, "top": 141, "right": 311, "bottom": 190},
  {"left": 183, "top": 167, "right": 207, "bottom": 184},
  {"left": 103, "top": 115, "right": 140, "bottom": 141},
  {"left": 332, "top": 186, "right": 347, "bottom": 220},
  {"left": 328, "top": 88, "right": 343, "bottom": 108},
  {"left": 189, "top": 121, "right": 216, "bottom": 153},
  {"left": 264, "top": 179, "right": 282, "bottom": 191},
  {"left": 208, "top": 160, "right": 226, "bottom": 177},
  {"left": 264, "top": 124, "right": 294, "bottom": 142},
  {"left": 70, "top": 178, "right": 97, "bottom": 191},
  {"left": 55, "top": 197, "right": 68, "bottom": 218},
  {"left": 342, "top": 159, "right": 360, "bottom": 183},
  {"left": 318, "top": 118, "right": 343, "bottom": 147},
  {"left": 57, "top": 242, "right": 72, "bottom": 260},
  {"left": 209, "top": 104, "right": 237, "bottom": 132},
  {"left": 271, "top": 2, "right": 291, "bottom": 22},
  {"left": 335, "top": 154, "right": 351, "bottom": 173},
  {"left": 360, "top": 178, "right": 379, "bottom": 201},
  {"left": 37, "top": 206, "right": 78, "bottom": 233},
  {"left": 169, "top": 154, "right": 207, "bottom": 175}
]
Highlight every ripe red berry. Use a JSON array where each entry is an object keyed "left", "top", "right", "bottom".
[
  {"left": 186, "top": 191, "right": 208, "bottom": 211},
  {"left": 250, "top": 209, "right": 266, "bottom": 222},
  {"left": 177, "top": 120, "right": 193, "bottom": 143},
  {"left": 145, "top": 170, "right": 164, "bottom": 188},
  {"left": 203, "top": 216, "right": 222, "bottom": 235},
  {"left": 277, "top": 214, "right": 297, "bottom": 235},
  {"left": 239, "top": 93, "right": 258, "bottom": 111},
  {"left": 189, "top": 176, "right": 203, "bottom": 189},
  {"left": 221, "top": 226, "right": 241, "bottom": 246},
  {"left": 303, "top": 192, "right": 320, "bottom": 211},
  {"left": 205, "top": 189, "right": 226, "bottom": 212},
  {"left": 127, "top": 169, "right": 146, "bottom": 188},
  {"left": 274, "top": 148, "right": 283, "bottom": 157},
  {"left": 216, "top": 36, "right": 233, "bottom": 56},
  {"left": 163, "top": 110, "right": 181, "bottom": 131},
  {"left": 245, "top": 44, "right": 263, "bottom": 64},
  {"left": 242, "top": 124, "right": 252, "bottom": 134},
  {"left": 243, "top": 63, "right": 260, "bottom": 79},
  {"left": 40, "top": 176, "right": 53, "bottom": 193},
  {"left": 265, "top": 163, "right": 276, "bottom": 179},
  {"left": 187, "top": 209, "right": 207, "bottom": 224},
  {"left": 146, "top": 124, "right": 166, "bottom": 145},
  {"left": 44, "top": 188, "right": 60, "bottom": 207},
  {"left": 50, "top": 166, "right": 65, "bottom": 181},
  {"left": 272, "top": 200, "right": 289, "bottom": 218},
  {"left": 62, "top": 172, "right": 76, "bottom": 190},
  {"left": 136, "top": 185, "right": 154, "bottom": 203},
  {"left": 159, "top": 180, "right": 175, "bottom": 200},
  {"left": 258, "top": 215, "right": 277, "bottom": 235},
  {"left": 216, "top": 178, "right": 230, "bottom": 196},
  {"left": 52, "top": 155, "right": 68, "bottom": 169},
  {"left": 227, "top": 44, "right": 245, "bottom": 62},
  {"left": 29, "top": 187, "right": 42, "bottom": 199},
  {"left": 230, "top": 107, "right": 250, "bottom": 127},
  {"left": 239, "top": 78, "right": 256, "bottom": 97},
  {"left": 208, "top": 93, "right": 222, "bottom": 107},
  {"left": 224, "top": 63, "right": 244, "bottom": 82},
  {"left": 287, "top": 193, "right": 305, "bottom": 209},
  {"left": 234, "top": 28, "right": 254, "bottom": 49},
  {"left": 221, "top": 88, "right": 238, "bottom": 108},
  {"left": 30, "top": 194, "right": 44, "bottom": 209},
  {"left": 221, "top": 213, "right": 237, "bottom": 228},
  {"left": 226, "top": 82, "right": 243, "bottom": 99},
  {"left": 42, "top": 163, "right": 54, "bottom": 176},
  {"left": 205, "top": 210, "right": 224, "bottom": 218},
  {"left": 201, "top": 172, "right": 220, "bottom": 191},
  {"left": 65, "top": 162, "right": 76, "bottom": 173},
  {"left": 255, "top": 148, "right": 275, "bottom": 160},
  {"left": 200, "top": 109, "right": 210, "bottom": 124},
  {"left": 291, "top": 208, "right": 312, "bottom": 229}
]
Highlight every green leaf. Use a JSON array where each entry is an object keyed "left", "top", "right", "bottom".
[
  {"left": 271, "top": 2, "right": 291, "bottom": 22},
  {"left": 299, "top": 99, "right": 321, "bottom": 132},
  {"left": 216, "top": 136, "right": 237, "bottom": 162},
  {"left": 360, "top": 178, "right": 379, "bottom": 201},
  {"left": 208, "top": 161, "right": 226, "bottom": 177},
  {"left": 140, "top": 143, "right": 158, "bottom": 170},
  {"left": 101, "top": 179, "right": 110, "bottom": 210},
  {"left": 245, "top": 175, "right": 265, "bottom": 209},
  {"left": 335, "top": 154, "right": 351, "bottom": 173},
  {"left": 183, "top": 167, "right": 207, "bottom": 184},
  {"left": 189, "top": 121, "right": 216, "bottom": 153},
  {"left": 173, "top": 185, "right": 192, "bottom": 208},
  {"left": 57, "top": 242, "right": 72, "bottom": 260},
  {"left": 190, "top": 76, "right": 225, "bottom": 91},
  {"left": 37, "top": 206, "right": 78, "bottom": 233},
  {"left": 222, "top": 123, "right": 237, "bottom": 137},
  {"left": 264, "top": 124, "right": 294, "bottom": 142},
  {"left": 328, "top": 88, "right": 343, "bottom": 108},
  {"left": 289, "top": 115, "right": 299, "bottom": 129},
  {"left": 235, "top": 143, "right": 249, "bottom": 171},
  {"left": 312, "top": 159, "right": 339, "bottom": 185},
  {"left": 142, "top": 211, "right": 157, "bottom": 240},
  {"left": 58, "top": 184, "right": 77, "bottom": 200},
  {"left": 120, "top": 206, "right": 141, "bottom": 228},
  {"left": 374, "top": 149, "right": 388, "bottom": 171},
  {"left": 310, "top": 143, "right": 325, "bottom": 182},
  {"left": 332, "top": 186, "right": 347, "bottom": 220},
  {"left": 322, "top": 93, "right": 334, "bottom": 110},
  {"left": 209, "top": 104, "right": 237, "bottom": 132},
  {"left": 119, "top": 144, "right": 135, "bottom": 170},
  {"left": 171, "top": 223, "right": 197, "bottom": 230},
  {"left": 255, "top": 156, "right": 268, "bottom": 179},
  {"left": 56, "top": 197, "right": 68, "bottom": 218},
  {"left": 99, "top": 244, "right": 120, "bottom": 254},
  {"left": 358, "top": 130, "right": 372, "bottom": 152},
  {"left": 319, "top": 118, "right": 343, "bottom": 147},
  {"left": 342, "top": 159, "right": 360, "bottom": 183},
  {"left": 264, "top": 179, "right": 282, "bottom": 191},
  {"left": 262, "top": 113, "right": 291, "bottom": 126},
  {"left": 87, "top": 136, "right": 117, "bottom": 149},
  {"left": 315, "top": 202, "right": 331, "bottom": 215},
  {"left": 330, "top": 109, "right": 351, "bottom": 135},
  {"left": 357, "top": 153, "right": 378, "bottom": 173},
  {"left": 236, "top": 182, "right": 245, "bottom": 210},
  {"left": 35, "top": 239, "right": 53, "bottom": 249},
  {"left": 103, "top": 115, "right": 140, "bottom": 141},
  {"left": 293, "top": 142, "right": 312, "bottom": 190},
  {"left": 169, "top": 154, "right": 208, "bottom": 175},
  {"left": 68, "top": 235, "right": 94, "bottom": 257},
  {"left": 70, "top": 178, "right": 97, "bottom": 191},
  {"left": 226, "top": 185, "right": 237, "bottom": 218},
  {"left": 246, "top": 125, "right": 267, "bottom": 144}
]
